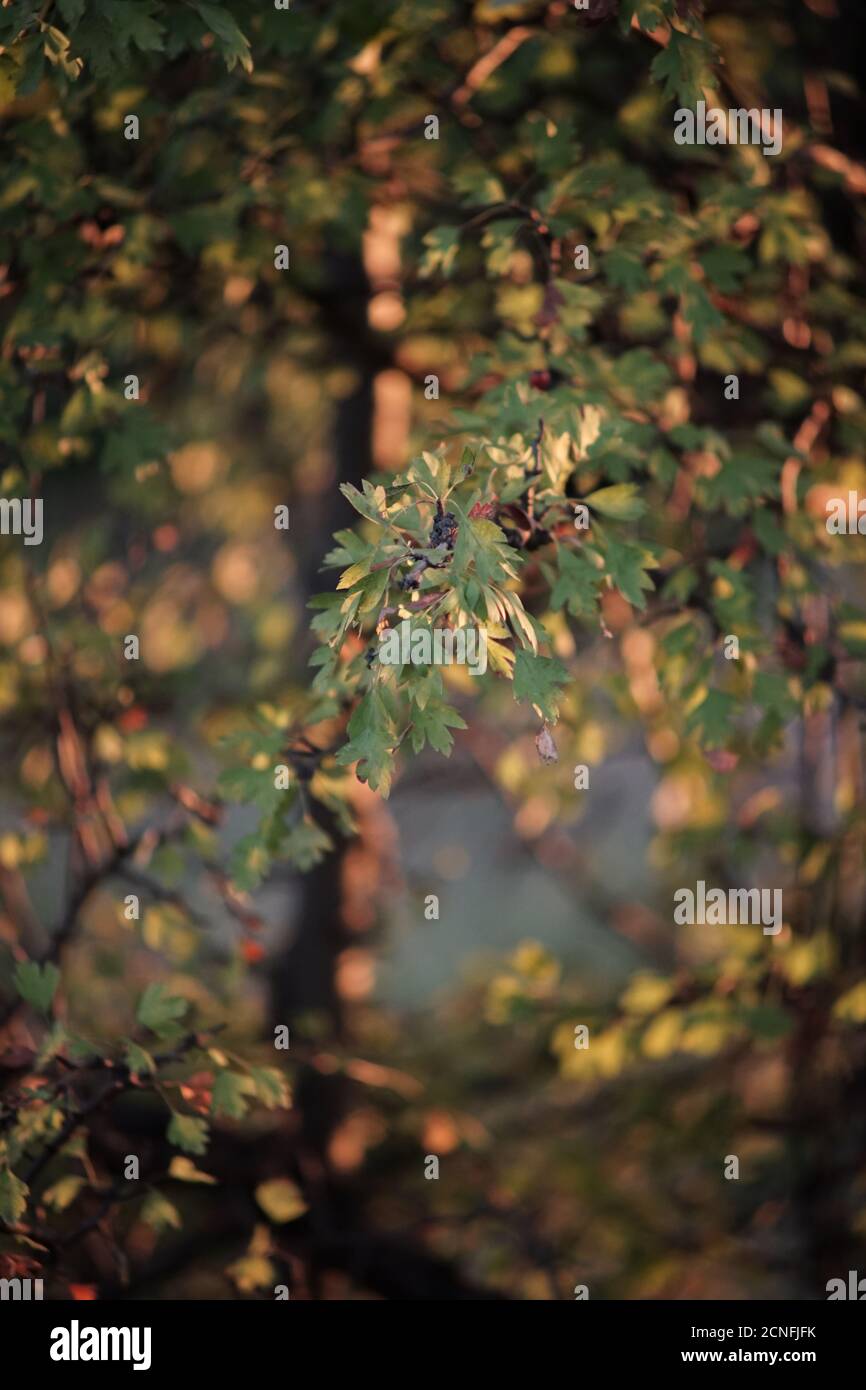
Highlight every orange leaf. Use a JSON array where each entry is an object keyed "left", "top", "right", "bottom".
[{"left": 118, "top": 707, "right": 148, "bottom": 733}]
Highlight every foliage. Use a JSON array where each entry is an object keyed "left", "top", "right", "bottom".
[{"left": 0, "top": 0, "right": 865, "bottom": 1300}]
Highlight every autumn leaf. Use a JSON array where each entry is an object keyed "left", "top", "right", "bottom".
[
  {"left": 254, "top": 1178, "right": 308, "bottom": 1224},
  {"left": 0, "top": 1167, "right": 28, "bottom": 1224}
]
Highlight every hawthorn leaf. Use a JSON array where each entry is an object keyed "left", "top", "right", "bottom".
[
  {"left": 167, "top": 1113, "right": 210, "bottom": 1156},
  {"left": 512, "top": 650, "right": 570, "bottom": 723},
  {"left": 254, "top": 1178, "right": 308, "bottom": 1224},
  {"left": 137, "top": 983, "right": 189, "bottom": 1037},
  {"left": 14, "top": 961, "right": 60, "bottom": 1015}
]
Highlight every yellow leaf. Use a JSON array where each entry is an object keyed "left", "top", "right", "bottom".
[
  {"left": 780, "top": 936, "right": 835, "bottom": 986},
  {"left": 621, "top": 973, "right": 674, "bottom": 1016},
  {"left": 168, "top": 1156, "right": 217, "bottom": 1185},
  {"left": 833, "top": 981, "right": 866, "bottom": 1024},
  {"left": 680, "top": 1017, "right": 734, "bottom": 1056},
  {"left": 642, "top": 1009, "right": 683, "bottom": 1059},
  {"left": 485, "top": 638, "right": 515, "bottom": 676},
  {"left": 43, "top": 1175, "right": 85, "bottom": 1212},
  {"left": 226, "top": 1254, "right": 276, "bottom": 1292},
  {"left": 337, "top": 561, "right": 370, "bottom": 591},
  {"left": 254, "top": 1178, "right": 308, "bottom": 1224}
]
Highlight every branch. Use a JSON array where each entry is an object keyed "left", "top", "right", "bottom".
[{"left": 452, "top": 26, "right": 536, "bottom": 110}]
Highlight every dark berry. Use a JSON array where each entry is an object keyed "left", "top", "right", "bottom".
[
  {"left": 429, "top": 511, "right": 458, "bottom": 549},
  {"left": 529, "top": 369, "right": 552, "bottom": 391}
]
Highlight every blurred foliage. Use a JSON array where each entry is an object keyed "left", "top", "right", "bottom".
[{"left": 0, "top": 0, "right": 865, "bottom": 1299}]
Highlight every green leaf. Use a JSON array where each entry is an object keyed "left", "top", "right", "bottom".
[
  {"left": 604, "top": 248, "right": 649, "bottom": 294},
  {"left": 108, "top": 0, "right": 166, "bottom": 55},
  {"left": 0, "top": 1167, "right": 29, "bottom": 1224},
  {"left": 620, "top": 0, "right": 672, "bottom": 35},
  {"left": 698, "top": 246, "right": 750, "bottom": 293},
  {"left": 751, "top": 508, "right": 785, "bottom": 556},
  {"left": 65, "top": 1035, "right": 100, "bottom": 1065},
  {"left": 481, "top": 219, "right": 522, "bottom": 275},
  {"left": 283, "top": 816, "right": 333, "bottom": 871},
  {"left": 680, "top": 281, "right": 724, "bottom": 344},
  {"left": 601, "top": 536, "right": 657, "bottom": 609},
  {"left": 452, "top": 508, "right": 519, "bottom": 588},
  {"left": 334, "top": 689, "right": 397, "bottom": 796},
  {"left": 753, "top": 671, "right": 797, "bottom": 721},
  {"left": 249, "top": 1067, "right": 291, "bottom": 1110},
  {"left": 735, "top": 1005, "right": 793, "bottom": 1041},
  {"left": 699, "top": 453, "right": 779, "bottom": 515},
  {"left": 13, "top": 961, "right": 60, "bottom": 1015},
  {"left": 339, "top": 479, "right": 387, "bottom": 523},
  {"left": 336, "top": 558, "right": 373, "bottom": 591},
  {"left": 419, "top": 226, "right": 460, "bottom": 279},
  {"left": 228, "top": 831, "right": 272, "bottom": 892},
  {"left": 211, "top": 1070, "right": 254, "bottom": 1120},
  {"left": 512, "top": 650, "right": 570, "bottom": 723},
  {"left": 688, "top": 688, "right": 737, "bottom": 749},
  {"left": 167, "top": 1113, "right": 210, "bottom": 1156},
  {"left": 218, "top": 763, "right": 290, "bottom": 814},
  {"left": 137, "top": 983, "right": 189, "bottom": 1037},
  {"left": 549, "top": 548, "right": 602, "bottom": 620},
  {"left": 192, "top": 3, "right": 252, "bottom": 72},
  {"left": 124, "top": 1041, "right": 156, "bottom": 1077},
  {"left": 651, "top": 30, "right": 715, "bottom": 107},
  {"left": 100, "top": 410, "right": 168, "bottom": 476},
  {"left": 612, "top": 348, "right": 671, "bottom": 405},
  {"left": 409, "top": 699, "right": 467, "bottom": 756}
]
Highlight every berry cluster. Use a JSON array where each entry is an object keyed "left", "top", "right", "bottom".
[{"left": 429, "top": 510, "right": 458, "bottom": 550}]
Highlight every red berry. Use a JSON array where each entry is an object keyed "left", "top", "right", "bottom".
[{"left": 529, "top": 369, "right": 552, "bottom": 391}]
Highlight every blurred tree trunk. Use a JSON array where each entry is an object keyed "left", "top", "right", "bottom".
[
  {"left": 267, "top": 253, "right": 383, "bottom": 1257},
  {"left": 270, "top": 248, "right": 376, "bottom": 1041}
]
